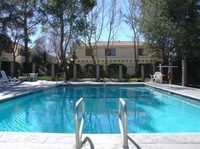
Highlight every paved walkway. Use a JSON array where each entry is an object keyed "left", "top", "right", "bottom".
[
  {"left": 146, "top": 82, "right": 200, "bottom": 100},
  {"left": 0, "top": 80, "right": 61, "bottom": 101},
  {"left": 0, "top": 81, "right": 200, "bottom": 149}
]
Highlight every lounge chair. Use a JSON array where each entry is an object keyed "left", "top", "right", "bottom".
[
  {"left": 0, "top": 70, "right": 19, "bottom": 84},
  {"left": 0, "top": 78, "right": 8, "bottom": 85}
]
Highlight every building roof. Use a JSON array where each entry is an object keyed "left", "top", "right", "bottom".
[{"left": 82, "top": 41, "right": 144, "bottom": 47}]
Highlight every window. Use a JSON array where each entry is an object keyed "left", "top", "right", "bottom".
[
  {"left": 105, "top": 48, "right": 116, "bottom": 56},
  {"left": 85, "top": 48, "right": 92, "bottom": 56}
]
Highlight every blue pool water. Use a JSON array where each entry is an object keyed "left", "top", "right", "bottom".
[{"left": 0, "top": 84, "right": 200, "bottom": 133}]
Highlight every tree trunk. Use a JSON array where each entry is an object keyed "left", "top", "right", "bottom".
[
  {"left": 0, "top": 50, "right": 2, "bottom": 71},
  {"left": 24, "top": 0, "right": 29, "bottom": 63}
]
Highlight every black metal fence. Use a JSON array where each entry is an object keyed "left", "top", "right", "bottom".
[
  {"left": 172, "top": 59, "right": 200, "bottom": 87},
  {"left": 1, "top": 60, "right": 200, "bottom": 86}
]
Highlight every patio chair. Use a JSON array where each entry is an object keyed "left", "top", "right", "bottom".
[
  {"left": 0, "top": 78, "right": 8, "bottom": 85},
  {"left": 154, "top": 71, "right": 163, "bottom": 83},
  {"left": 28, "top": 73, "right": 38, "bottom": 81},
  {"left": 0, "top": 70, "right": 19, "bottom": 84},
  {"left": 150, "top": 72, "right": 163, "bottom": 83}
]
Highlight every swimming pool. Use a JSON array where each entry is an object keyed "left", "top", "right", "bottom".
[{"left": 0, "top": 84, "right": 200, "bottom": 134}]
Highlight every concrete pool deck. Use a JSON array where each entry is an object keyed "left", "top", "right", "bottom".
[{"left": 0, "top": 80, "right": 200, "bottom": 149}]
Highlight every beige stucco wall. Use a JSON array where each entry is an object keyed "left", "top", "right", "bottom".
[
  {"left": 2, "top": 50, "right": 57, "bottom": 64},
  {"left": 1, "top": 52, "right": 13, "bottom": 61},
  {"left": 75, "top": 41, "right": 152, "bottom": 75},
  {"left": 16, "top": 55, "right": 25, "bottom": 63}
]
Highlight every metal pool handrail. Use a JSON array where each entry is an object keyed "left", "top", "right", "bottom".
[
  {"left": 118, "top": 98, "right": 129, "bottom": 149},
  {"left": 74, "top": 98, "right": 85, "bottom": 149}
]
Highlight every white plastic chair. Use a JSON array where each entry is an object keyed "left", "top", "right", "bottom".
[
  {"left": 28, "top": 73, "right": 38, "bottom": 81},
  {"left": 154, "top": 72, "right": 163, "bottom": 83},
  {"left": 150, "top": 72, "right": 163, "bottom": 83}
]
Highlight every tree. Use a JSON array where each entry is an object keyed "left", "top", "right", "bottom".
[
  {"left": 21, "top": 0, "right": 44, "bottom": 63},
  {"left": 0, "top": 33, "right": 12, "bottom": 52},
  {"left": 0, "top": 33, "right": 12, "bottom": 69},
  {"left": 0, "top": 1, "right": 10, "bottom": 33},
  {"left": 2, "top": 0, "right": 44, "bottom": 64},
  {"left": 80, "top": 0, "right": 106, "bottom": 65},
  {"left": 104, "top": 0, "right": 122, "bottom": 68},
  {"left": 0, "top": 0, "right": 43, "bottom": 74},
  {"left": 165, "top": 0, "right": 200, "bottom": 60},
  {"left": 42, "top": 0, "right": 96, "bottom": 80},
  {"left": 139, "top": 0, "right": 200, "bottom": 63},
  {"left": 139, "top": 0, "right": 175, "bottom": 63},
  {"left": 123, "top": 0, "right": 141, "bottom": 76}
]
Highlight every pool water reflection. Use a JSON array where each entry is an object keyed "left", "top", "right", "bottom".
[{"left": 0, "top": 84, "right": 200, "bottom": 133}]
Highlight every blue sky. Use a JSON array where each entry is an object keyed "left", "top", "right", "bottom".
[
  {"left": 97, "top": 0, "right": 134, "bottom": 41},
  {"left": 30, "top": 0, "right": 134, "bottom": 45},
  {"left": 99, "top": 21, "right": 133, "bottom": 41}
]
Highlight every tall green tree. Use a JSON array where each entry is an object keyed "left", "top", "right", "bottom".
[
  {"left": 1, "top": 0, "right": 44, "bottom": 62},
  {"left": 0, "top": 33, "right": 12, "bottom": 70},
  {"left": 140, "top": 0, "right": 175, "bottom": 63},
  {"left": 20, "top": 0, "right": 44, "bottom": 63},
  {"left": 42, "top": 0, "right": 95, "bottom": 80},
  {"left": 0, "top": 1, "right": 17, "bottom": 71},
  {"left": 0, "top": 1, "right": 10, "bottom": 33},
  {"left": 166, "top": 0, "right": 200, "bottom": 60},
  {"left": 140, "top": 0, "right": 200, "bottom": 63},
  {"left": 0, "top": 0, "right": 43, "bottom": 74}
]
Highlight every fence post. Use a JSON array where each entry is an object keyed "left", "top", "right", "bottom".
[
  {"left": 119, "top": 65, "right": 122, "bottom": 82},
  {"left": 96, "top": 64, "right": 100, "bottom": 81},
  {"left": 182, "top": 59, "right": 187, "bottom": 86},
  {"left": 10, "top": 61, "right": 14, "bottom": 77},
  {"left": 51, "top": 63, "right": 55, "bottom": 81},
  {"left": 73, "top": 64, "right": 77, "bottom": 81},
  {"left": 32, "top": 62, "right": 36, "bottom": 73},
  {"left": 141, "top": 65, "right": 145, "bottom": 82}
]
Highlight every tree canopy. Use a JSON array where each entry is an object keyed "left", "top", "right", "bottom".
[
  {"left": 0, "top": 33, "right": 12, "bottom": 52},
  {"left": 40, "top": 0, "right": 96, "bottom": 79},
  {"left": 139, "top": 0, "right": 200, "bottom": 62}
]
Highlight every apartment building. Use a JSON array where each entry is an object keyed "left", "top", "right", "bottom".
[
  {"left": 1, "top": 44, "right": 57, "bottom": 64},
  {"left": 75, "top": 41, "right": 152, "bottom": 76},
  {"left": 0, "top": 44, "right": 57, "bottom": 76}
]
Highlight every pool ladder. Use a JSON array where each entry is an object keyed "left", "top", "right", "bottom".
[
  {"left": 75, "top": 98, "right": 85, "bottom": 149},
  {"left": 74, "top": 98, "right": 94, "bottom": 149},
  {"left": 118, "top": 98, "right": 129, "bottom": 149},
  {"left": 74, "top": 98, "right": 129, "bottom": 149}
]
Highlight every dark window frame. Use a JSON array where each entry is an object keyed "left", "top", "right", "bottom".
[{"left": 105, "top": 48, "right": 116, "bottom": 56}]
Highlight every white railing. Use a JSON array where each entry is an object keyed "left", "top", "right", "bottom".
[
  {"left": 74, "top": 98, "right": 85, "bottom": 149},
  {"left": 118, "top": 98, "right": 129, "bottom": 149}
]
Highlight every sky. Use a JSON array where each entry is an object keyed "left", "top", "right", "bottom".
[
  {"left": 97, "top": 0, "right": 134, "bottom": 41},
  {"left": 99, "top": 21, "right": 133, "bottom": 41},
  {"left": 30, "top": 0, "right": 134, "bottom": 45}
]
